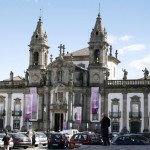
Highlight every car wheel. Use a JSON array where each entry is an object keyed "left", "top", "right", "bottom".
[
  {"left": 35, "top": 144, "right": 38, "bottom": 147},
  {"left": 60, "top": 144, "right": 65, "bottom": 149},
  {"left": 43, "top": 144, "right": 46, "bottom": 146},
  {"left": 23, "top": 147, "right": 28, "bottom": 149}
]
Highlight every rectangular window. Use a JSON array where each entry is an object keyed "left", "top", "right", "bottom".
[
  {"left": 92, "top": 114, "right": 98, "bottom": 121},
  {"left": 13, "top": 120, "right": 20, "bottom": 129},
  {"left": 111, "top": 122, "right": 119, "bottom": 132},
  {"left": 74, "top": 93, "right": 82, "bottom": 106},
  {"left": 57, "top": 92, "right": 63, "bottom": 102}
]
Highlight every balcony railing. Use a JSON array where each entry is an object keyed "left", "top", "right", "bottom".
[
  {"left": 12, "top": 110, "right": 22, "bottom": 116},
  {"left": 129, "top": 111, "right": 142, "bottom": 118},
  {"left": 0, "top": 110, "right": 6, "bottom": 116},
  {"left": 109, "top": 111, "right": 121, "bottom": 118},
  {"left": 105, "top": 80, "right": 150, "bottom": 88}
]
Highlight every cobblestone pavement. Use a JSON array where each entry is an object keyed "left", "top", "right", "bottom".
[{"left": 77, "top": 145, "right": 150, "bottom": 150}]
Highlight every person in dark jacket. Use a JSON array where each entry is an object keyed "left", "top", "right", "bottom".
[
  {"left": 100, "top": 113, "right": 110, "bottom": 146},
  {"left": 2, "top": 131, "right": 10, "bottom": 150},
  {"left": 32, "top": 131, "right": 36, "bottom": 147}
]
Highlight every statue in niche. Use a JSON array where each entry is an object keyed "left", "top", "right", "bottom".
[
  {"left": 122, "top": 69, "right": 128, "bottom": 80},
  {"left": 142, "top": 68, "right": 149, "bottom": 80}
]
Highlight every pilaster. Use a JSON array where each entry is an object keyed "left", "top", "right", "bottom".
[
  {"left": 7, "top": 92, "right": 12, "bottom": 127},
  {"left": 122, "top": 92, "right": 127, "bottom": 128},
  {"left": 144, "top": 92, "right": 148, "bottom": 131}
]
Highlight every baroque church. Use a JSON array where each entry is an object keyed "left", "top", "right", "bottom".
[{"left": 0, "top": 12, "right": 150, "bottom": 134}]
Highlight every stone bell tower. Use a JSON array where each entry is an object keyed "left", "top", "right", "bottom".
[
  {"left": 88, "top": 13, "right": 109, "bottom": 86},
  {"left": 27, "top": 17, "right": 49, "bottom": 85}
]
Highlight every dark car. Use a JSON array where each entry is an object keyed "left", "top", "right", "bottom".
[
  {"left": 138, "top": 132, "right": 150, "bottom": 142},
  {"left": 112, "top": 134, "right": 150, "bottom": 145},
  {"left": 9, "top": 133, "right": 31, "bottom": 149},
  {"left": 47, "top": 132, "right": 69, "bottom": 149},
  {"left": 69, "top": 132, "right": 102, "bottom": 148}
]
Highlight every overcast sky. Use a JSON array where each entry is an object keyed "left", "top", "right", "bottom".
[{"left": 0, "top": 0, "right": 150, "bottom": 80}]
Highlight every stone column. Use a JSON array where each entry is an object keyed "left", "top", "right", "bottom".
[
  {"left": 144, "top": 92, "right": 148, "bottom": 131},
  {"left": 122, "top": 92, "right": 127, "bottom": 128},
  {"left": 7, "top": 92, "right": 12, "bottom": 127},
  {"left": 68, "top": 92, "right": 73, "bottom": 129},
  {"left": 38, "top": 94, "right": 43, "bottom": 120},
  {"left": 43, "top": 91, "right": 49, "bottom": 131},
  {"left": 100, "top": 89, "right": 105, "bottom": 114},
  {"left": 82, "top": 94, "right": 87, "bottom": 121},
  {"left": 104, "top": 92, "right": 108, "bottom": 115}
]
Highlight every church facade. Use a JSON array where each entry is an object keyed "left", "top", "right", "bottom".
[{"left": 0, "top": 13, "right": 150, "bottom": 134}]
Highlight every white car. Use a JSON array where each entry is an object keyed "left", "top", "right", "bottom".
[
  {"left": 36, "top": 132, "right": 47, "bottom": 146},
  {"left": 19, "top": 131, "right": 40, "bottom": 147}
]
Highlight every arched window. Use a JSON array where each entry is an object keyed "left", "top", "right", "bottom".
[
  {"left": 94, "top": 49, "right": 100, "bottom": 63},
  {"left": 33, "top": 52, "right": 39, "bottom": 65}
]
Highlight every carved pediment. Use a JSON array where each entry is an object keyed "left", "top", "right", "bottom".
[
  {"left": 48, "top": 57, "right": 74, "bottom": 69},
  {"left": 130, "top": 95, "right": 140, "bottom": 102},
  {"left": 52, "top": 83, "right": 66, "bottom": 92}
]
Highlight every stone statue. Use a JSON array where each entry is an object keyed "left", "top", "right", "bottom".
[
  {"left": 24, "top": 71, "right": 29, "bottom": 81},
  {"left": 122, "top": 69, "right": 128, "bottom": 80},
  {"left": 142, "top": 68, "right": 149, "bottom": 79},
  {"left": 106, "top": 69, "right": 110, "bottom": 80},
  {"left": 10, "top": 71, "right": 13, "bottom": 81}
]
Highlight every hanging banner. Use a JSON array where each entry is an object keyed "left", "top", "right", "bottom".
[
  {"left": 30, "top": 87, "right": 38, "bottom": 120},
  {"left": 63, "top": 121, "right": 67, "bottom": 130},
  {"left": 30, "top": 87, "right": 38, "bottom": 113},
  {"left": 24, "top": 94, "right": 33, "bottom": 120},
  {"left": 91, "top": 87, "right": 99, "bottom": 114},
  {"left": 74, "top": 107, "right": 81, "bottom": 124}
]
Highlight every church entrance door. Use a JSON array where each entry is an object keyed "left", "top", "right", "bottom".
[{"left": 54, "top": 113, "right": 63, "bottom": 132}]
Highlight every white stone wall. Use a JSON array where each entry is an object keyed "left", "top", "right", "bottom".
[{"left": 107, "top": 61, "right": 118, "bottom": 80}]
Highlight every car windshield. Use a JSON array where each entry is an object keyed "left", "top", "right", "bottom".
[
  {"left": 13, "top": 133, "right": 27, "bottom": 138},
  {"left": 36, "top": 132, "right": 47, "bottom": 138}
]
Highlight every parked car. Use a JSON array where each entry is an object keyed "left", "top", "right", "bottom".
[
  {"left": 59, "top": 131, "right": 72, "bottom": 141},
  {"left": 47, "top": 132, "right": 69, "bottom": 149},
  {"left": 0, "top": 133, "right": 14, "bottom": 150},
  {"left": 112, "top": 134, "right": 150, "bottom": 145},
  {"left": 138, "top": 132, "right": 150, "bottom": 142},
  {"left": 36, "top": 132, "right": 47, "bottom": 146},
  {"left": 20, "top": 131, "right": 40, "bottom": 147},
  {"left": 69, "top": 132, "right": 102, "bottom": 148},
  {"left": 9, "top": 133, "right": 31, "bottom": 149}
]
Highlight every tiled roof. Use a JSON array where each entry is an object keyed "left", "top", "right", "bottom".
[
  {"left": 3, "top": 76, "right": 24, "bottom": 81},
  {"left": 66, "top": 47, "right": 89, "bottom": 56}
]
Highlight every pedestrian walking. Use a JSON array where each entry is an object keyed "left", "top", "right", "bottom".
[
  {"left": 100, "top": 113, "right": 110, "bottom": 146},
  {"left": 32, "top": 131, "right": 36, "bottom": 147},
  {"left": 2, "top": 131, "right": 10, "bottom": 150}
]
